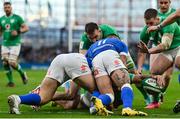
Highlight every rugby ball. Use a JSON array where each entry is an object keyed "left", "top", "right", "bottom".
[{"left": 142, "top": 78, "right": 164, "bottom": 95}]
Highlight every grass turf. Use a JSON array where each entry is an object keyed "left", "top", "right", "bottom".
[{"left": 0, "top": 69, "right": 180, "bottom": 118}]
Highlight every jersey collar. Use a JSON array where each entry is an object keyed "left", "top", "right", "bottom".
[{"left": 158, "top": 8, "right": 172, "bottom": 15}]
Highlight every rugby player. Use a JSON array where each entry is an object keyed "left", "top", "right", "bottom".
[
  {"left": 138, "top": 8, "right": 180, "bottom": 109},
  {"left": 0, "top": 2, "right": 29, "bottom": 87},
  {"left": 86, "top": 37, "right": 147, "bottom": 116},
  {"left": 7, "top": 53, "right": 97, "bottom": 114}
]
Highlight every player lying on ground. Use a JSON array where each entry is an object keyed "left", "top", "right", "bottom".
[{"left": 7, "top": 53, "right": 97, "bottom": 115}]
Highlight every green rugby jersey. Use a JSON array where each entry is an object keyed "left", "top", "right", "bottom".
[
  {"left": 140, "top": 22, "right": 180, "bottom": 50},
  {"left": 158, "top": 8, "right": 180, "bottom": 25},
  {"left": 79, "top": 24, "right": 121, "bottom": 50},
  {"left": 0, "top": 14, "right": 24, "bottom": 46}
]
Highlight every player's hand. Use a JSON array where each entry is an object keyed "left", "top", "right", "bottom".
[
  {"left": 147, "top": 26, "right": 158, "bottom": 33},
  {"left": 152, "top": 75, "right": 165, "bottom": 87},
  {"left": 137, "top": 41, "right": 149, "bottom": 53},
  {"left": 137, "top": 68, "right": 142, "bottom": 75},
  {"left": 11, "top": 30, "right": 18, "bottom": 36}
]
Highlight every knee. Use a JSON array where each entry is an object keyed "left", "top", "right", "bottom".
[
  {"left": 8, "top": 61, "right": 17, "bottom": 68},
  {"left": 175, "top": 60, "right": 180, "bottom": 69},
  {"left": 150, "top": 67, "right": 163, "bottom": 75}
]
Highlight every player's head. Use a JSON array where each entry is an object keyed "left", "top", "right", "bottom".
[
  {"left": 158, "top": 0, "right": 171, "bottom": 13},
  {"left": 3, "top": 2, "right": 12, "bottom": 16},
  {"left": 85, "top": 22, "right": 102, "bottom": 42},
  {"left": 144, "top": 8, "right": 160, "bottom": 27}
]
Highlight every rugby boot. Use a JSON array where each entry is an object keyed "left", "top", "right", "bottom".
[
  {"left": 122, "top": 107, "right": 148, "bottom": 116},
  {"left": 173, "top": 100, "right": 180, "bottom": 113},
  {"left": 91, "top": 96, "right": 113, "bottom": 116},
  {"left": 8, "top": 95, "right": 21, "bottom": 114}
]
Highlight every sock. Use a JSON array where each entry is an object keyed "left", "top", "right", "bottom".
[
  {"left": 19, "top": 93, "right": 41, "bottom": 105},
  {"left": 92, "top": 90, "right": 100, "bottom": 97},
  {"left": 3, "top": 64, "right": 13, "bottom": 83},
  {"left": 121, "top": 84, "right": 134, "bottom": 108},
  {"left": 98, "top": 94, "right": 114, "bottom": 106},
  {"left": 135, "top": 84, "right": 149, "bottom": 100},
  {"left": 13, "top": 64, "right": 25, "bottom": 76}
]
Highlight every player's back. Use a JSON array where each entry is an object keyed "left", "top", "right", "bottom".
[{"left": 87, "top": 38, "right": 128, "bottom": 59}]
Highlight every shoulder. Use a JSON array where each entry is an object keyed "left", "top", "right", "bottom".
[
  {"left": 140, "top": 26, "right": 148, "bottom": 36},
  {"left": 81, "top": 32, "right": 89, "bottom": 41}
]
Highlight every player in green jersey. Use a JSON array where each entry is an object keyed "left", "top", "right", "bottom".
[
  {"left": 79, "top": 22, "right": 152, "bottom": 109},
  {"left": 138, "top": 8, "right": 180, "bottom": 109},
  {"left": 158, "top": 0, "right": 180, "bottom": 25},
  {"left": 79, "top": 22, "right": 136, "bottom": 73},
  {"left": 148, "top": 9, "right": 180, "bottom": 32},
  {"left": 0, "top": 2, "right": 29, "bottom": 87},
  {"left": 147, "top": 8, "right": 180, "bottom": 113}
]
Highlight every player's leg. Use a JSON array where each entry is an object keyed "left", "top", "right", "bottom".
[
  {"left": 8, "top": 45, "right": 28, "bottom": 84},
  {"left": 146, "top": 53, "right": 173, "bottom": 109},
  {"left": 1, "top": 46, "right": 14, "bottom": 87},
  {"left": 8, "top": 77, "right": 60, "bottom": 114},
  {"left": 175, "top": 48, "right": 180, "bottom": 69}
]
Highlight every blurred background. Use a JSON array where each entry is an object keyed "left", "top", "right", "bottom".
[{"left": 0, "top": 0, "right": 179, "bottom": 69}]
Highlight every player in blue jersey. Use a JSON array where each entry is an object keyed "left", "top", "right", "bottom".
[{"left": 86, "top": 37, "right": 147, "bottom": 116}]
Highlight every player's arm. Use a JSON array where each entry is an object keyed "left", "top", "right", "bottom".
[
  {"left": 118, "top": 41, "right": 128, "bottom": 66},
  {"left": 0, "top": 26, "right": 2, "bottom": 36},
  {"left": 137, "top": 51, "right": 146, "bottom": 74},
  {"left": 20, "top": 23, "right": 29, "bottom": 33},
  {"left": 148, "top": 9, "right": 180, "bottom": 32},
  {"left": 148, "top": 33, "right": 173, "bottom": 54}
]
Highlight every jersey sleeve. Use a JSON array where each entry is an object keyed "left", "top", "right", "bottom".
[
  {"left": 79, "top": 33, "right": 92, "bottom": 50},
  {"left": 85, "top": 49, "right": 93, "bottom": 69},
  {"left": 162, "top": 23, "right": 176, "bottom": 35},
  {"left": 140, "top": 26, "right": 150, "bottom": 45},
  {"left": 17, "top": 15, "right": 25, "bottom": 26},
  {"left": 115, "top": 40, "right": 128, "bottom": 56}
]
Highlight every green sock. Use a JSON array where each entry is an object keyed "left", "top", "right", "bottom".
[
  {"left": 3, "top": 64, "right": 13, "bottom": 83},
  {"left": 135, "top": 84, "right": 149, "bottom": 100},
  {"left": 14, "top": 64, "right": 25, "bottom": 76}
]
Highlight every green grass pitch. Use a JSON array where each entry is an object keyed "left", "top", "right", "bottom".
[{"left": 0, "top": 70, "right": 180, "bottom": 118}]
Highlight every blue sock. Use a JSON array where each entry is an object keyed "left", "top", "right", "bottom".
[
  {"left": 98, "top": 94, "right": 112, "bottom": 106},
  {"left": 19, "top": 93, "right": 41, "bottom": 105},
  {"left": 121, "top": 84, "right": 134, "bottom": 108},
  {"left": 92, "top": 90, "right": 100, "bottom": 97}
]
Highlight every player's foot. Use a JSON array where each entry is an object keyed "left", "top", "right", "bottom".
[
  {"left": 91, "top": 97, "right": 113, "bottom": 116},
  {"left": 145, "top": 95, "right": 153, "bottom": 105},
  {"left": 6, "top": 82, "right": 15, "bottom": 87},
  {"left": 8, "top": 95, "right": 21, "bottom": 114},
  {"left": 21, "top": 72, "right": 28, "bottom": 84},
  {"left": 122, "top": 107, "right": 148, "bottom": 116},
  {"left": 173, "top": 100, "right": 180, "bottom": 113},
  {"left": 145, "top": 102, "right": 160, "bottom": 109},
  {"left": 89, "top": 106, "right": 98, "bottom": 115}
]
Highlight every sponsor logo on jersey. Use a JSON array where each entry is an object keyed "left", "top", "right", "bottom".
[
  {"left": 80, "top": 65, "right": 87, "bottom": 73},
  {"left": 5, "top": 24, "right": 10, "bottom": 30}
]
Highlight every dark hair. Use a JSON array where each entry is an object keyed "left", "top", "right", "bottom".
[
  {"left": 4, "top": 2, "right": 11, "bottom": 6},
  {"left": 85, "top": 22, "right": 99, "bottom": 34},
  {"left": 144, "top": 8, "right": 158, "bottom": 20}
]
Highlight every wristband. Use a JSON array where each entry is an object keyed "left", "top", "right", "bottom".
[
  {"left": 157, "top": 24, "right": 163, "bottom": 30},
  {"left": 17, "top": 30, "right": 21, "bottom": 34}
]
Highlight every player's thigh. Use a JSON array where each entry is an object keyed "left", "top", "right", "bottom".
[
  {"left": 150, "top": 54, "right": 159, "bottom": 69},
  {"left": 39, "top": 77, "right": 60, "bottom": 105},
  {"left": 175, "top": 49, "right": 180, "bottom": 69},
  {"left": 1, "top": 46, "right": 9, "bottom": 63},
  {"left": 95, "top": 75, "right": 114, "bottom": 95},
  {"left": 150, "top": 54, "right": 173, "bottom": 75},
  {"left": 110, "top": 68, "right": 130, "bottom": 89},
  {"left": 74, "top": 74, "right": 96, "bottom": 93}
]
